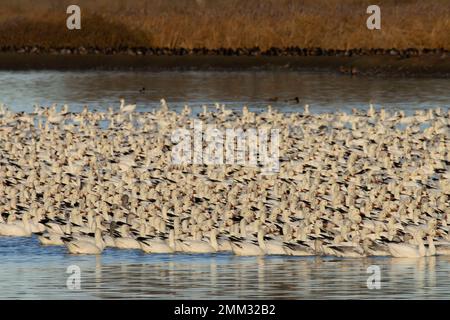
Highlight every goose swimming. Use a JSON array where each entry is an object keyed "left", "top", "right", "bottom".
[
  {"left": 230, "top": 228, "right": 266, "bottom": 256},
  {"left": 388, "top": 232, "right": 428, "bottom": 258},
  {"left": 64, "top": 229, "right": 105, "bottom": 255},
  {"left": 140, "top": 229, "right": 176, "bottom": 254},
  {"left": 180, "top": 230, "right": 218, "bottom": 254},
  {"left": 0, "top": 213, "right": 32, "bottom": 237}
]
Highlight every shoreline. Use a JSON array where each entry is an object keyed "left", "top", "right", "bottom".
[{"left": 0, "top": 52, "right": 449, "bottom": 76}]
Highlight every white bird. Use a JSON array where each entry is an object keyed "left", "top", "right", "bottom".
[
  {"left": 388, "top": 233, "right": 428, "bottom": 258},
  {"left": 230, "top": 229, "right": 265, "bottom": 256},
  {"left": 435, "top": 241, "right": 450, "bottom": 256},
  {"left": 0, "top": 213, "right": 32, "bottom": 237},
  {"left": 160, "top": 98, "right": 168, "bottom": 111},
  {"left": 64, "top": 229, "right": 105, "bottom": 255},
  {"left": 140, "top": 229, "right": 176, "bottom": 254},
  {"left": 113, "top": 224, "right": 141, "bottom": 250},
  {"left": 258, "top": 229, "right": 288, "bottom": 255},
  {"left": 180, "top": 230, "right": 218, "bottom": 254},
  {"left": 119, "top": 98, "right": 136, "bottom": 113},
  {"left": 38, "top": 222, "right": 72, "bottom": 246},
  {"left": 283, "top": 240, "right": 316, "bottom": 256}
]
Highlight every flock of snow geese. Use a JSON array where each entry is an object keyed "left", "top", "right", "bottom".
[{"left": 0, "top": 100, "right": 449, "bottom": 258}]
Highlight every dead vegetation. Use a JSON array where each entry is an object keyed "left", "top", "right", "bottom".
[{"left": 0, "top": 0, "right": 448, "bottom": 50}]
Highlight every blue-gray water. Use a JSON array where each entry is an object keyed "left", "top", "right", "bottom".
[
  {"left": 1, "top": 70, "right": 449, "bottom": 299},
  {"left": 1, "top": 236, "right": 450, "bottom": 299},
  {"left": 1, "top": 70, "right": 449, "bottom": 114}
]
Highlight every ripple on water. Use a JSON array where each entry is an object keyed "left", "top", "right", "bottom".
[{"left": 1, "top": 236, "right": 450, "bottom": 299}]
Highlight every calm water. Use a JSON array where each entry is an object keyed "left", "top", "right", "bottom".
[
  {"left": 1, "top": 70, "right": 450, "bottom": 299},
  {"left": 1, "top": 70, "right": 449, "bottom": 114},
  {"left": 0, "top": 237, "right": 449, "bottom": 299}
]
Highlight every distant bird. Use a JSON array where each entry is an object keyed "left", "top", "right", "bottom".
[
  {"left": 119, "top": 98, "right": 136, "bottom": 113},
  {"left": 160, "top": 98, "right": 169, "bottom": 111}
]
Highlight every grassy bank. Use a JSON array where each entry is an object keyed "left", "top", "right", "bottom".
[{"left": 0, "top": 0, "right": 449, "bottom": 50}]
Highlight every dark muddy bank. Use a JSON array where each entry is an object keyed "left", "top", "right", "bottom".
[{"left": 0, "top": 52, "right": 449, "bottom": 76}]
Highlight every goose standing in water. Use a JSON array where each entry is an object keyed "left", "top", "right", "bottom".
[
  {"left": 327, "top": 243, "right": 366, "bottom": 258},
  {"left": 103, "top": 221, "right": 118, "bottom": 248}
]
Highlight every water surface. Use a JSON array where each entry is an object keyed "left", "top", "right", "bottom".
[
  {"left": 1, "top": 71, "right": 449, "bottom": 114},
  {"left": 0, "top": 237, "right": 448, "bottom": 299}
]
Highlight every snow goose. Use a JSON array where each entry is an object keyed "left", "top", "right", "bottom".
[
  {"left": 140, "top": 229, "right": 176, "bottom": 254},
  {"left": 362, "top": 238, "right": 390, "bottom": 256},
  {"left": 217, "top": 233, "right": 232, "bottom": 252},
  {"left": 38, "top": 221, "right": 72, "bottom": 246},
  {"left": 29, "top": 212, "right": 46, "bottom": 233},
  {"left": 64, "top": 229, "right": 105, "bottom": 255},
  {"left": 103, "top": 221, "right": 118, "bottom": 247},
  {"left": 113, "top": 223, "right": 142, "bottom": 250},
  {"left": 180, "top": 230, "right": 218, "bottom": 254},
  {"left": 258, "top": 228, "right": 288, "bottom": 255},
  {"left": 230, "top": 228, "right": 265, "bottom": 256},
  {"left": 119, "top": 98, "right": 136, "bottom": 113},
  {"left": 435, "top": 241, "right": 450, "bottom": 256},
  {"left": 283, "top": 240, "right": 316, "bottom": 256},
  {"left": 327, "top": 242, "right": 366, "bottom": 258},
  {"left": 0, "top": 213, "right": 32, "bottom": 237},
  {"left": 426, "top": 236, "right": 436, "bottom": 257},
  {"left": 388, "top": 232, "right": 427, "bottom": 258}
]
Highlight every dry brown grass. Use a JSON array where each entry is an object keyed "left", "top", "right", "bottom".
[{"left": 0, "top": 0, "right": 449, "bottom": 50}]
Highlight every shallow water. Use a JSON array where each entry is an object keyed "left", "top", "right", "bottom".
[
  {"left": 1, "top": 70, "right": 449, "bottom": 114},
  {"left": 1, "top": 236, "right": 449, "bottom": 299}
]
